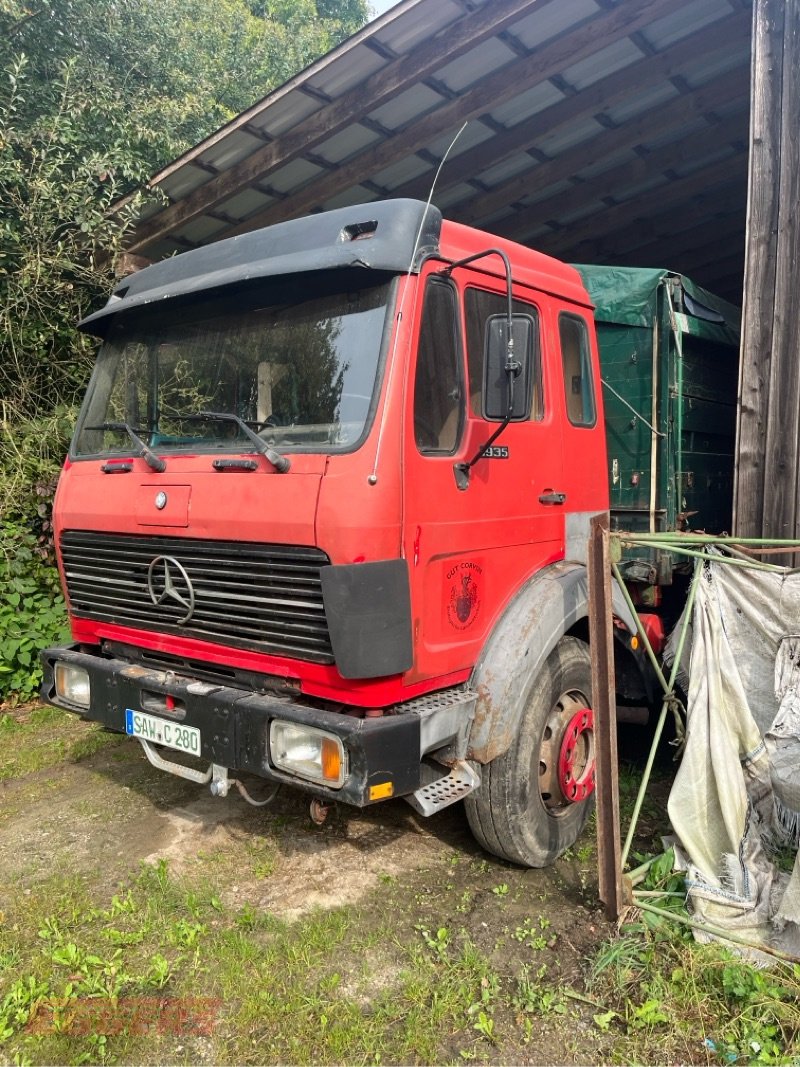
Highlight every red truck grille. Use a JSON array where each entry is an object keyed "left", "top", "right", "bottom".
[{"left": 60, "top": 530, "right": 334, "bottom": 664}]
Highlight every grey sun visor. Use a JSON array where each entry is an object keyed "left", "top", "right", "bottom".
[{"left": 80, "top": 199, "right": 443, "bottom": 336}]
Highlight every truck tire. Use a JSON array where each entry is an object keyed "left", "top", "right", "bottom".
[{"left": 465, "top": 636, "right": 595, "bottom": 867}]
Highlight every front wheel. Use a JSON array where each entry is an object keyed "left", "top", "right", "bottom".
[{"left": 465, "top": 636, "right": 595, "bottom": 867}]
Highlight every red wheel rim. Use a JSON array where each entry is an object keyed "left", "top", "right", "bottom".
[{"left": 557, "top": 706, "right": 595, "bottom": 803}]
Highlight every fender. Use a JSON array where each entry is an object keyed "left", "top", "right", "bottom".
[{"left": 467, "top": 560, "right": 636, "bottom": 764}]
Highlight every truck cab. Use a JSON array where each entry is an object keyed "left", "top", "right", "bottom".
[{"left": 42, "top": 199, "right": 630, "bottom": 867}]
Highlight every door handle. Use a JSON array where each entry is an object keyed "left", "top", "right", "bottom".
[{"left": 539, "top": 491, "right": 567, "bottom": 505}]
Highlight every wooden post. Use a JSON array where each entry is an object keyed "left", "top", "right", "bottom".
[
  {"left": 587, "top": 513, "right": 624, "bottom": 921},
  {"left": 734, "top": 0, "right": 800, "bottom": 559},
  {"left": 115, "top": 252, "right": 153, "bottom": 277}
]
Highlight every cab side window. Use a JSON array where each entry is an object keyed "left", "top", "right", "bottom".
[
  {"left": 465, "top": 288, "right": 543, "bottom": 419},
  {"left": 559, "top": 313, "right": 596, "bottom": 427},
  {"left": 414, "top": 279, "right": 463, "bottom": 453}
]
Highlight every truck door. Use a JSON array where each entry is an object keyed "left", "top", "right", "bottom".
[
  {"left": 553, "top": 307, "right": 609, "bottom": 561},
  {"left": 403, "top": 270, "right": 566, "bottom": 683}
]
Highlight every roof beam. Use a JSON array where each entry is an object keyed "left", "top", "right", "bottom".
[
  {"left": 400, "top": 9, "right": 751, "bottom": 213},
  {"left": 209, "top": 0, "right": 703, "bottom": 240},
  {"left": 693, "top": 251, "right": 747, "bottom": 289},
  {"left": 674, "top": 235, "right": 746, "bottom": 275},
  {"left": 470, "top": 110, "right": 746, "bottom": 249},
  {"left": 126, "top": 0, "right": 560, "bottom": 253},
  {"left": 609, "top": 212, "right": 745, "bottom": 266},
  {"left": 450, "top": 69, "right": 748, "bottom": 228},
  {"left": 530, "top": 155, "right": 749, "bottom": 259},
  {"left": 603, "top": 231, "right": 746, "bottom": 277},
  {"left": 559, "top": 184, "right": 746, "bottom": 263}
]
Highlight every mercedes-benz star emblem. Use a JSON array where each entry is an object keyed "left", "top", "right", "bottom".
[
  {"left": 155, "top": 491, "right": 168, "bottom": 510},
  {"left": 146, "top": 555, "right": 195, "bottom": 625}
]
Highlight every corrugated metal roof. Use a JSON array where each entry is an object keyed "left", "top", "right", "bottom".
[{"left": 123, "top": 0, "right": 753, "bottom": 301}]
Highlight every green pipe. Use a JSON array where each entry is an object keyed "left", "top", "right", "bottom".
[
  {"left": 620, "top": 542, "right": 782, "bottom": 571},
  {"left": 610, "top": 557, "right": 670, "bottom": 696},
  {"left": 675, "top": 313, "right": 684, "bottom": 533},
  {"left": 616, "top": 533, "right": 800, "bottom": 546},
  {"left": 633, "top": 899, "right": 797, "bottom": 965},
  {"left": 620, "top": 560, "right": 701, "bottom": 869},
  {"left": 633, "top": 890, "right": 686, "bottom": 898},
  {"left": 718, "top": 542, "right": 784, "bottom": 566},
  {"left": 627, "top": 856, "right": 658, "bottom": 882},
  {"left": 609, "top": 531, "right": 800, "bottom": 887}
]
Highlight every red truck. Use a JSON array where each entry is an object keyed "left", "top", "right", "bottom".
[{"left": 41, "top": 198, "right": 682, "bottom": 867}]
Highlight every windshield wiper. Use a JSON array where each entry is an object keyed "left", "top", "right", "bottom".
[
  {"left": 184, "top": 411, "right": 291, "bottom": 473},
  {"left": 89, "top": 422, "right": 166, "bottom": 472}
]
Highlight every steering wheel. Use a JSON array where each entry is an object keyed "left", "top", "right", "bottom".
[{"left": 251, "top": 414, "right": 286, "bottom": 431}]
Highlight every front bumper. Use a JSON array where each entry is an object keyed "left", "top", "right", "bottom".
[{"left": 40, "top": 644, "right": 421, "bottom": 806}]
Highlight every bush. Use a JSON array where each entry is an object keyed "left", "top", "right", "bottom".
[
  {"left": 0, "top": 410, "right": 75, "bottom": 706},
  {"left": 0, "top": 520, "right": 70, "bottom": 704}
]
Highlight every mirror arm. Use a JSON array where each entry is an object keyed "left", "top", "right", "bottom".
[
  {"left": 440, "top": 248, "right": 518, "bottom": 491},
  {"left": 453, "top": 374, "right": 516, "bottom": 491},
  {"left": 441, "top": 248, "right": 513, "bottom": 330}
]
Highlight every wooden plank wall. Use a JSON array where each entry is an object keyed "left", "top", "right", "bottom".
[{"left": 734, "top": 0, "right": 800, "bottom": 542}]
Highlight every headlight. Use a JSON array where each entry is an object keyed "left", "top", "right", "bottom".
[
  {"left": 269, "top": 721, "right": 347, "bottom": 788},
  {"left": 54, "top": 663, "right": 91, "bottom": 708}
]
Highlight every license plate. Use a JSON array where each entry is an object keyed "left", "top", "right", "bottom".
[{"left": 125, "top": 709, "right": 201, "bottom": 756}]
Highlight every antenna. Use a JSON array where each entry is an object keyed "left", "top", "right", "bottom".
[
  {"left": 368, "top": 121, "right": 469, "bottom": 486},
  {"left": 406, "top": 120, "right": 469, "bottom": 277}
]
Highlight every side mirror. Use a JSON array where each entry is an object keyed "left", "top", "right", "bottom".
[{"left": 483, "top": 314, "right": 534, "bottom": 420}]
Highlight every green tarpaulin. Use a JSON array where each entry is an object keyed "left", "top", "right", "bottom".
[{"left": 573, "top": 265, "right": 741, "bottom": 348}]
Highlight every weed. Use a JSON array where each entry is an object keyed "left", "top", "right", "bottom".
[
  {"left": 36, "top": 917, "right": 63, "bottom": 943},
  {"left": 415, "top": 924, "right": 450, "bottom": 957},
  {"left": 234, "top": 904, "right": 258, "bottom": 930},
  {"left": 0, "top": 976, "right": 50, "bottom": 1040},
  {"left": 630, "top": 997, "right": 669, "bottom": 1029},
  {"left": 589, "top": 908, "right": 800, "bottom": 1064},
  {"left": 103, "top": 892, "right": 137, "bottom": 919},
  {"left": 592, "top": 1009, "right": 618, "bottom": 1032},
  {"left": 253, "top": 856, "right": 275, "bottom": 878},
  {"left": 0, "top": 949, "right": 21, "bottom": 974},
  {"left": 140, "top": 953, "right": 171, "bottom": 991},
  {"left": 512, "top": 915, "right": 555, "bottom": 951},
  {"left": 472, "top": 1010, "right": 495, "bottom": 1042},
  {"left": 168, "top": 919, "right": 206, "bottom": 949},
  {"left": 491, "top": 883, "right": 509, "bottom": 897},
  {"left": 246, "top": 837, "right": 277, "bottom": 880},
  {"left": 513, "top": 965, "right": 567, "bottom": 1017}
]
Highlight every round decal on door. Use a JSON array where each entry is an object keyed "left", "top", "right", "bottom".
[{"left": 446, "top": 561, "right": 483, "bottom": 630}]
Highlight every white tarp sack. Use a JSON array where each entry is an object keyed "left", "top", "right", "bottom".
[{"left": 666, "top": 555, "right": 800, "bottom": 958}]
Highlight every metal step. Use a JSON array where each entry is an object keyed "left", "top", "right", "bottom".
[
  {"left": 405, "top": 759, "right": 481, "bottom": 817},
  {"left": 394, "top": 686, "right": 478, "bottom": 757}
]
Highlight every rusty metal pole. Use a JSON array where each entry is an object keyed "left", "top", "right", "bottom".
[{"left": 587, "top": 513, "right": 624, "bottom": 921}]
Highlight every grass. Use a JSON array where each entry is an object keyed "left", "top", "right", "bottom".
[
  {"left": 0, "top": 860, "right": 515, "bottom": 1065},
  {"left": 2, "top": 707, "right": 800, "bottom": 1065},
  {"left": 588, "top": 917, "right": 800, "bottom": 1064},
  {"left": 0, "top": 705, "right": 122, "bottom": 781}
]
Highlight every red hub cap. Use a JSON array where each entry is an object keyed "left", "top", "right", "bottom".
[{"left": 557, "top": 706, "right": 595, "bottom": 803}]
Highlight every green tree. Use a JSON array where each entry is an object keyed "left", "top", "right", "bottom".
[
  {"left": 0, "top": 0, "right": 368, "bottom": 172},
  {"left": 0, "top": 0, "right": 368, "bottom": 420},
  {"left": 0, "top": 0, "right": 368, "bottom": 702}
]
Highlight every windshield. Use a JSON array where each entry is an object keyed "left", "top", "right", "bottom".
[{"left": 73, "top": 275, "right": 393, "bottom": 459}]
